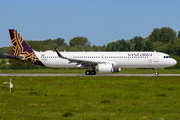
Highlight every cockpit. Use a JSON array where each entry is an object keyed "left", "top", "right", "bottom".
[{"left": 164, "top": 56, "right": 171, "bottom": 58}]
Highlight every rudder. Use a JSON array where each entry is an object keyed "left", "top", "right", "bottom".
[
  {"left": 9, "top": 29, "right": 34, "bottom": 56},
  {"left": 9, "top": 29, "right": 41, "bottom": 65}
]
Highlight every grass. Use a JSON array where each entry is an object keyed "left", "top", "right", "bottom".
[
  {"left": 0, "top": 68, "right": 180, "bottom": 74},
  {"left": 0, "top": 68, "right": 85, "bottom": 74},
  {"left": 0, "top": 76, "right": 180, "bottom": 119},
  {"left": 0, "top": 59, "right": 8, "bottom": 62}
]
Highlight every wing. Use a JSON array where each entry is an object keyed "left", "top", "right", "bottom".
[{"left": 54, "top": 48, "right": 106, "bottom": 67}]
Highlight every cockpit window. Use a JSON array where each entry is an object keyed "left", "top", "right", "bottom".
[{"left": 164, "top": 56, "right": 171, "bottom": 58}]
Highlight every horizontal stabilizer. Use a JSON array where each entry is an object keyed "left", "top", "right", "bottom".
[{"left": 3, "top": 53, "right": 25, "bottom": 59}]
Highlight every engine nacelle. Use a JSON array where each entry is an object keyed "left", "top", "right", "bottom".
[
  {"left": 95, "top": 63, "right": 120, "bottom": 73},
  {"left": 112, "top": 68, "right": 121, "bottom": 73}
]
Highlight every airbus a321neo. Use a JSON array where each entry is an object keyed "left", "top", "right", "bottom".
[{"left": 4, "top": 29, "right": 177, "bottom": 75}]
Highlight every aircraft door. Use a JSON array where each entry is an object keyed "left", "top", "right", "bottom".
[{"left": 154, "top": 53, "right": 159, "bottom": 62}]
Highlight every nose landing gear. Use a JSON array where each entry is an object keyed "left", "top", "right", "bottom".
[{"left": 155, "top": 68, "right": 159, "bottom": 75}]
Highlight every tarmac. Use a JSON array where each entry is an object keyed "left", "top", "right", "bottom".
[{"left": 0, "top": 74, "right": 180, "bottom": 76}]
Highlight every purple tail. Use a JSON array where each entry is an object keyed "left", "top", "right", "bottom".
[
  {"left": 9, "top": 29, "right": 34, "bottom": 56},
  {"left": 9, "top": 29, "right": 44, "bottom": 66}
]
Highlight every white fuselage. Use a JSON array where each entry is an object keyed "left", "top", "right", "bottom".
[{"left": 34, "top": 51, "right": 177, "bottom": 69}]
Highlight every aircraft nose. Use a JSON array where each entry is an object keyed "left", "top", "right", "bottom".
[
  {"left": 169, "top": 59, "right": 177, "bottom": 66},
  {"left": 171, "top": 59, "right": 177, "bottom": 66},
  {"left": 174, "top": 59, "right": 177, "bottom": 65}
]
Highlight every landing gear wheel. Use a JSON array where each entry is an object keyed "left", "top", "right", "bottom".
[
  {"left": 91, "top": 70, "right": 96, "bottom": 75},
  {"left": 155, "top": 68, "right": 159, "bottom": 75},
  {"left": 85, "top": 70, "right": 91, "bottom": 75},
  {"left": 155, "top": 72, "right": 159, "bottom": 75}
]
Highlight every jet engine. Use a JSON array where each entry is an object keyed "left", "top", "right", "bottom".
[
  {"left": 95, "top": 63, "right": 120, "bottom": 73},
  {"left": 112, "top": 67, "right": 121, "bottom": 72}
]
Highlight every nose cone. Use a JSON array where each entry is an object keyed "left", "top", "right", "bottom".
[
  {"left": 173, "top": 59, "right": 177, "bottom": 65},
  {"left": 169, "top": 58, "right": 177, "bottom": 67},
  {"left": 170, "top": 59, "right": 177, "bottom": 66}
]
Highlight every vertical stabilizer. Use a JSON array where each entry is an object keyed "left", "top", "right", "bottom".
[
  {"left": 9, "top": 29, "right": 34, "bottom": 56},
  {"left": 8, "top": 29, "right": 44, "bottom": 66}
]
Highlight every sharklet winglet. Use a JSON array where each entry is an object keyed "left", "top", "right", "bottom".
[{"left": 54, "top": 48, "right": 68, "bottom": 59}]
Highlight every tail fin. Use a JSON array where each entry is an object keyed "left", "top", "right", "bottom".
[
  {"left": 8, "top": 29, "right": 41, "bottom": 65},
  {"left": 9, "top": 29, "right": 34, "bottom": 56}
]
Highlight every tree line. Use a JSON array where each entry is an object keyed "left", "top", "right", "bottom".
[
  {"left": 1, "top": 27, "right": 180, "bottom": 69},
  {"left": 107, "top": 27, "right": 180, "bottom": 55}
]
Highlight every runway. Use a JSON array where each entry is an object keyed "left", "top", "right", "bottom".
[{"left": 0, "top": 74, "right": 180, "bottom": 76}]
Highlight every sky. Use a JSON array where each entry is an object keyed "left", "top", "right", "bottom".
[{"left": 0, "top": 0, "right": 180, "bottom": 48}]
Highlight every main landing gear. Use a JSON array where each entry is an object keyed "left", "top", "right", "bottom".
[
  {"left": 155, "top": 68, "right": 159, "bottom": 75},
  {"left": 85, "top": 70, "right": 96, "bottom": 75}
]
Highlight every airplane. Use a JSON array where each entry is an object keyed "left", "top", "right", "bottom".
[{"left": 4, "top": 29, "right": 177, "bottom": 75}]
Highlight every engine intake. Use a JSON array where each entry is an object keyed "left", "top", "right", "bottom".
[{"left": 112, "top": 67, "right": 121, "bottom": 72}]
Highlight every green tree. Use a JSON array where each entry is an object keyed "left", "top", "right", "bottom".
[
  {"left": 130, "top": 36, "right": 144, "bottom": 43},
  {"left": 68, "top": 47, "right": 79, "bottom": 51},
  {"left": 47, "top": 43, "right": 58, "bottom": 50},
  {"left": 55, "top": 38, "right": 65, "bottom": 46},
  {"left": 173, "top": 37, "right": 180, "bottom": 55},
  {"left": 42, "top": 39, "right": 53, "bottom": 45},
  {"left": 178, "top": 30, "right": 180, "bottom": 38},
  {"left": 69, "top": 37, "right": 90, "bottom": 47},
  {"left": 106, "top": 42, "right": 114, "bottom": 51},
  {"left": 130, "top": 36, "right": 145, "bottom": 51},
  {"left": 106, "top": 39, "right": 130, "bottom": 51},
  {"left": 118, "top": 39, "right": 130, "bottom": 51},
  {"left": 92, "top": 45, "right": 106, "bottom": 51},
  {"left": 164, "top": 43, "right": 174, "bottom": 54},
  {"left": 144, "top": 40, "right": 153, "bottom": 51},
  {"left": 27, "top": 40, "right": 47, "bottom": 51},
  {"left": 135, "top": 41, "right": 143, "bottom": 51},
  {"left": 149, "top": 27, "right": 176, "bottom": 44},
  {"left": 106, "top": 42, "right": 119, "bottom": 51},
  {"left": 1, "top": 58, "right": 6, "bottom": 64}
]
